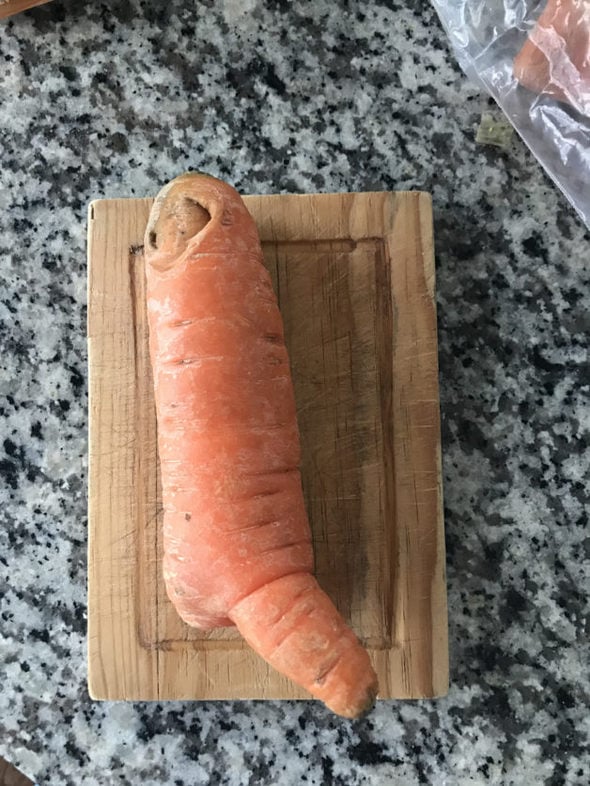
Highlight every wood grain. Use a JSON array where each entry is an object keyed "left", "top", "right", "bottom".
[
  {"left": 0, "top": 0, "right": 51, "bottom": 19},
  {"left": 0, "top": 756, "right": 34, "bottom": 786},
  {"left": 87, "top": 190, "right": 448, "bottom": 701}
]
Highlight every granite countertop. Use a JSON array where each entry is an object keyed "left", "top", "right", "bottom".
[{"left": 1, "top": 1, "right": 589, "bottom": 784}]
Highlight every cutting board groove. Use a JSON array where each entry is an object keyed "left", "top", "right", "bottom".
[{"left": 87, "top": 190, "right": 448, "bottom": 701}]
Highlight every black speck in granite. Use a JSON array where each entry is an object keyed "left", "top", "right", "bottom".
[
  {"left": 1, "top": 1, "right": 589, "bottom": 785},
  {"left": 347, "top": 736, "right": 397, "bottom": 766}
]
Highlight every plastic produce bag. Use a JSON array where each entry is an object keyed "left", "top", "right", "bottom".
[{"left": 431, "top": 0, "right": 590, "bottom": 229}]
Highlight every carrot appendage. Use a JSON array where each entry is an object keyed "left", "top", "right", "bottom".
[
  {"left": 230, "top": 572, "right": 378, "bottom": 718},
  {"left": 144, "top": 173, "right": 378, "bottom": 717}
]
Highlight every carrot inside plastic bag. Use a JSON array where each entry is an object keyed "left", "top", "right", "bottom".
[
  {"left": 432, "top": 0, "right": 590, "bottom": 229},
  {"left": 514, "top": 0, "right": 590, "bottom": 115}
]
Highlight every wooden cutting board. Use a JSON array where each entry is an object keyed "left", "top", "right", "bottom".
[
  {"left": 0, "top": 756, "right": 34, "bottom": 786},
  {"left": 0, "top": 0, "right": 51, "bottom": 19},
  {"left": 87, "top": 190, "right": 448, "bottom": 702}
]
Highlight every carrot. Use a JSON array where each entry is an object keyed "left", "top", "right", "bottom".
[
  {"left": 144, "top": 173, "right": 378, "bottom": 718},
  {"left": 513, "top": 0, "right": 590, "bottom": 115}
]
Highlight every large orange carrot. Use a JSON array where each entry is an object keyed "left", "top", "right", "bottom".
[
  {"left": 513, "top": 0, "right": 590, "bottom": 115},
  {"left": 144, "top": 173, "right": 378, "bottom": 717}
]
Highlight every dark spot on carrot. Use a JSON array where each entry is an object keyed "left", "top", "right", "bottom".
[
  {"left": 264, "top": 333, "right": 282, "bottom": 344},
  {"left": 185, "top": 513, "right": 191, "bottom": 521},
  {"left": 149, "top": 231, "right": 158, "bottom": 249},
  {"left": 252, "top": 488, "right": 282, "bottom": 500}
]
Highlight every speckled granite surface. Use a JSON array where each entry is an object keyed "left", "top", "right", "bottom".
[{"left": 0, "top": 1, "right": 589, "bottom": 784}]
